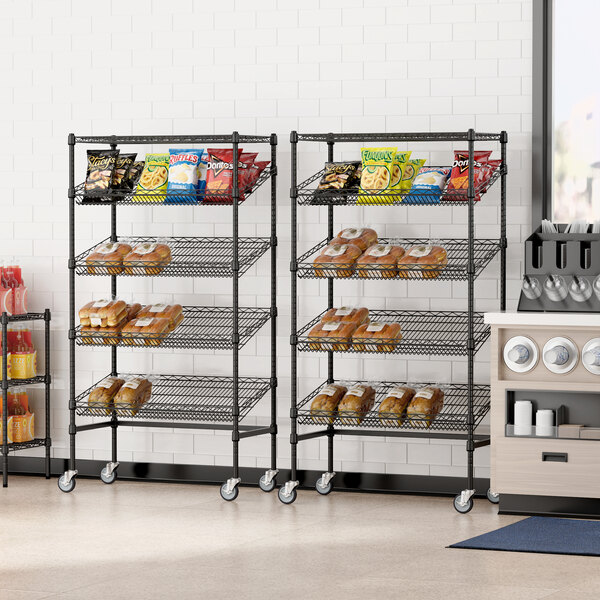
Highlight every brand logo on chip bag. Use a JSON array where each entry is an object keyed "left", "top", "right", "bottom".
[
  {"left": 452, "top": 153, "right": 471, "bottom": 173},
  {"left": 361, "top": 149, "right": 395, "bottom": 163},
  {"left": 170, "top": 153, "right": 200, "bottom": 166},
  {"left": 88, "top": 155, "right": 114, "bottom": 168},
  {"left": 207, "top": 154, "right": 233, "bottom": 176}
]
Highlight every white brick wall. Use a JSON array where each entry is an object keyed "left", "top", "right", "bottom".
[{"left": 4, "top": 0, "right": 532, "bottom": 481}]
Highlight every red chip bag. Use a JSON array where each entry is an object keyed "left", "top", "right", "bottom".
[
  {"left": 478, "top": 159, "right": 502, "bottom": 192},
  {"left": 446, "top": 150, "right": 492, "bottom": 201},
  {"left": 246, "top": 160, "right": 270, "bottom": 192},
  {"left": 238, "top": 152, "right": 257, "bottom": 200},
  {"left": 205, "top": 148, "right": 242, "bottom": 202}
]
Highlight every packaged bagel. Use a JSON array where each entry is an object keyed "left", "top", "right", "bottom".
[
  {"left": 313, "top": 243, "right": 362, "bottom": 278},
  {"left": 379, "top": 384, "right": 417, "bottom": 427},
  {"left": 310, "top": 382, "right": 348, "bottom": 425},
  {"left": 331, "top": 227, "right": 378, "bottom": 252},
  {"left": 86, "top": 241, "right": 133, "bottom": 275},
  {"left": 407, "top": 384, "right": 445, "bottom": 428},
  {"left": 123, "top": 241, "right": 172, "bottom": 275},
  {"left": 83, "top": 149, "right": 119, "bottom": 199},
  {"left": 397, "top": 243, "right": 448, "bottom": 279},
  {"left": 358, "top": 147, "right": 397, "bottom": 203},
  {"left": 356, "top": 243, "right": 406, "bottom": 279},
  {"left": 400, "top": 158, "right": 426, "bottom": 192},
  {"left": 166, "top": 149, "right": 204, "bottom": 203},
  {"left": 133, "top": 154, "right": 169, "bottom": 201}
]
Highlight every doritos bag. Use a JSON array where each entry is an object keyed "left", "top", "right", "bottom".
[
  {"left": 205, "top": 148, "right": 243, "bottom": 202},
  {"left": 446, "top": 150, "right": 492, "bottom": 201}
]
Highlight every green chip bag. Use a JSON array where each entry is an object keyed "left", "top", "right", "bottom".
[
  {"left": 133, "top": 153, "right": 170, "bottom": 202},
  {"left": 400, "top": 158, "right": 426, "bottom": 193},
  {"left": 390, "top": 151, "right": 412, "bottom": 191}
]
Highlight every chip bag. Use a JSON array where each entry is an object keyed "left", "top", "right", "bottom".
[
  {"left": 112, "top": 153, "right": 137, "bottom": 190},
  {"left": 246, "top": 160, "right": 270, "bottom": 193},
  {"left": 126, "top": 161, "right": 145, "bottom": 190},
  {"left": 390, "top": 151, "right": 412, "bottom": 191},
  {"left": 205, "top": 148, "right": 243, "bottom": 202},
  {"left": 133, "top": 154, "right": 169, "bottom": 202},
  {"left": 358, "top": 147, "right": 397, "bottom": 203},
  {"left": 405, "top": 167, "right": 451, "bottom": 204},
  {"left": 446, "top": 150, "right": 492, "bottom": 200},
  {"left": 165, "top": 149, "right": 203, "bottom": 204},
  {"left": 400, "top": 158, "right": 426, "bottom": 192},
  {"left": 83, "top": 150, "right": 119, "bottom": 199},
  {"left": 317, "top": 161, "right": 360, "bottom": 192},
  {"left": 238, "top": 152, "right": 257, "bottom": 200}
]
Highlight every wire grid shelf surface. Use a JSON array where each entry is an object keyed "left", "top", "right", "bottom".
[
  {"left": 5, "top": 313, "right": 46, "bottom": 322},
  {"left": 297, "top": 310, "right": 489, "bottom": 356},
  {"left": 75, "top": 236, "right": 271, "bottom": 278},
  {"left": 297, "top": 381, "right": 490, "bottom": 432},
  {"left": 75, "top": 134, "right": 274, "bottom": 145},
  {"left": 296, "top": 165, "right": 504, "bottom": 206},
  {"left": 75, "top": 166, "right": 273, "bottom": 206},
  {"left": 2, "top": 375, "right": 46, "bottom": 388},
  {"left": 298, "top": 238, "right": 500, "bottom": 281},
  {"left": 296, "top": 131, "right": 504, "bottom": 143},
  {"left": 75, "top": 374, "right": 272, "bottom": 422},
  {"left": 0, "top": 439, "right": 46, "bottom": 453},
  {"left": 75, "top": 306, "right": 271, "bottom": 350}
]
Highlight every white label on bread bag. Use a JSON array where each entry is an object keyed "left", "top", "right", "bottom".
[
  {"left": 122, "top": 378, "right": 143, "bottom": 390},
  {"left": 148, "top": 303, "right": 167, "bottom": 313},
  {"left": 322, "top": 322, "right": 341, "bottom": 332},
  {"left": 89, "top": 317, "right": 102, "bottom": 327},
  {"left": 341, "top": 228, "right": 364, "bottom": 239},
  {"left": 135, "top": 318, "right": 154, "bottom": 327},
  {"left": 134, "top": 243, "right": 157, "bottom": 255},
  {"left": 387, "top": 386, "right": 410, "bottom": 399},
  {"left": 96, "top": 242, "right": 120, "bottom": 254},
  {"left": 417, "top": 388, "right": 435, "bottom": 400},
  {"left": 367, "top": 244, "right": 391, "bottom": 257},
  {"left": 334, "top": 307, "right": 352, "bottom": 316},
  {"left": 347, "top": 384, "right": 366, "bottom": 397},
  {"left": 323, "top": 244, "right": 348, "bottom": 257},
  {"left": 96, "top": 377, "right": 118, "bottom": 389},
  {"left": 92, "top": 299, "right": 110, "bottom": 308},
  {"left": 366, "top": 322, "right": 385, "bottom": 332},
  {"left": 320, "top": 385, "right": 339, "bottom": 397},
  {"left": 408, "top": 245, "right": 432, "bottom": 258}
]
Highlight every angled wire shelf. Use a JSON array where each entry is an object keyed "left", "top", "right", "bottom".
[{"left": 0, "top": 439, "right": 47, "bottom": 453}]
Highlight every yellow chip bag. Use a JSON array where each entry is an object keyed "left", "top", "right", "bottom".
[
  {"left": 390, "top": 151, "right": 412, "bottom": 191},
  {"left": 133, "top": 153, "right": 169, "bottom": 201},
  {"left": 358, "top": 147, "right": 397, "bottom": 204},
  {"left": 400, "top": 158, "right": 426, "bottom": 193}
]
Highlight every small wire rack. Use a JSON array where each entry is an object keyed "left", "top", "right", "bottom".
[
  {"left": 75, "top": 166, "right": 273, "bottom": 206},
  {"left": 296, "top": 164, "right": 504, "bottom": 206},
  {"left": 75, "top": 374, "right": 272, "bottom": 423},
  {"left": 296, "top": 309, "right": 489, "bottom": 356},
  {"left": 76, "top": 306, "right": 271, "bottom": 350},
  {"left": 75, "top": 236, "right": 271, "bottom": 278},
  {"left": 297, "top": 381, "right": 490, "bottom": 432},
  {"left": 2, "top": 375, "right": 46, "bottom": 388},
  {"left": 297, "top": 238, "right": 500, "bottom": 281},
  {"left": 5, "top": 313, "right": 47, "bottom": 322},
  {"left": 0, "top": 439, "right": 47, "bottom": 452}
]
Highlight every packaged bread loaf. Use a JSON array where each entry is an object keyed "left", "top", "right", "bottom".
[
  {"left": 87, "top": 376, "right": 125, "bottom": 415},
  {"left": 379, "top": 385, "right": 416, "bottom": 426},
  {"left": 100, "top": 322, "right": 126, "bottom": 346},
  {"left": 112, "top": 376, "right": 152, "bottom": 416},
  {"left": 352, "top": 322, "right": 402, "bottom": 353},
  {"left": 330, "top": 227, "right": 378, "bottom": 252},
  {"left": 313, "top": 243, "right": 362, "bottom": 278},
  {"left": 356, "top": 244, "right": 406, "bottom": 279},
  {"left": 407, "top": 386, "right": 444, "bottom": 428},
  {"left": 397, "top": 244, "right": 448, "bottom": 279},
  {"left": 338, "top": 384, "right": 376, "bottom": 425},
  {"left": 79, "top": 299, "right": 128, "bottom": 328},
  {"left": 136, "top": 303, "right": 183, "bottom": 332},
  {"left": 310, "top": 383, "right": 347, "bottom": 425},
  {"left": 123, "top": 242, "right": 172, "bottom": 275},
  {"left": 86, "top": 241, "right": 132, "bottom": 275},
  {"left": 126, "top": 302, "right": 142, "bottom": 321},
  {"left": 308, "top": 320, "right": 358, "bottom": 352},
  {"left": 121, "top": 317, "right": 170, "bottom": 346},
  {"left": 321, "top": 307, "right": 369, "bottom": 327}
]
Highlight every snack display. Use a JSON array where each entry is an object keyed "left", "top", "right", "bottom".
[
  {"left": 358, "top": 147, "right": 397, "bottom": 202},
  {"left": 338, "top": 384, "right": 376, "bottom": 425},
  {"left": 405, "top": 167, "right": 451, "bottom": 203},
  {"left": 446, "top": 150, "right": 492, "bottom": 200},
  {"left": 407, "top": 386, "right": 445, "bottom": 428},
  {"left": 352, "top": 322, "right": 402, "bottom": 353},
  {"left": 121, "top": 317, "right": 170, "bottom": 346},
  {"left": 397, "top": 244, "right": 448, "bottom": 279},
  {"left": 166, "top": 149, "right": 204, "bottom": 203},
  {"left": 390, "top": 151, "right": 412, "bottom": 190},
  {"left": 356, "top": 244, "right": 406, "bottom": 279},
  {"left": 79, "top": 299, "right": 128, "bottom": 328},
  {"left": 86, "top": 241, "right": 133, "bottom": 275},
  {"left": 123, "top": 242, "right": 172, "bottom": 275},
  {"left": 400, "top": 158, "right": 426, "bottom": 192},
  {"left": 113, "top": 153, "right": 137, "bottom": 189},
  {"left": 84, "top": 150, "right": 119, "bottom": 196},
  {"left": 331, "top": 227, "right": 378, "bottom": 252},
  {"left": 307, "top": 320, "right": 358, "bottom": 352},
  {"left": 205, "top": 148, "right": 242, "bottom": 200},
  {"left": 378, "top": 385, "right": 416, "bottom": 426},
  {"left": 317, "top": 162, "right": 361, "bottom": 191},
  {"left": 321, "top": 307, "right": 369, "bottom": 327},
  {"left": 136, "top": 303, "right": 183, "bottom": 332},
  {"left": 87, "top": 376, "right": 125, "bottom": 415},
  {"left": 133, "top": 154, "right": 169, "bottom": 201},
  {"left": 112, "top": 376, "right": 152, "bottom": 416},
  {"left": 310, "top": 383, "right": 347, "bottom": 424},
  {"left": 313, "top": 243, "right": 362, "bottom": 278}
]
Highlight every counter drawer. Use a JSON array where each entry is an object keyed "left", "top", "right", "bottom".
[{"left": 493, "top": 438, "right": 600, "bottom": 499}]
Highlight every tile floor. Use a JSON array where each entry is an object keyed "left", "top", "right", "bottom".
[{"left": 0, "top": 476, "right": 598, "bottom": 599}]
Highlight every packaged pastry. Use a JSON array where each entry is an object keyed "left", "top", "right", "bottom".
[
  {"left": 121, "top": 317, "right": 170, "bottom": 346},
  {"left": 352, "top": 322, "right": 402, "bottom": 353},
  {"left": 321, "top": 307, "right": 369, "bottom": 327},
  {"left": 79, "top": 299, "right": 128, "bottom": 328},
  {"left": 123, "top": 242, "right": 172, "bottom": 275},
  {"left": 331, "top": 227, "right": 378, "bottom": 252},
  {"left": 166, "top": 149, "right": 203, "bottom": 203},
  {"left": 338, "top": 384, "right": 376, "bottom": 425},
  {"left": 317, "top": 162, "right": 361, "bottom": 191},
  {"left": 126, "top": 161, "right": 145, "bottom": 190},
  {"left": 86, "top": 241, "right": 133, "bottom": 275},
  {"left": 112, "top": 376, "right": 152, "bottom": 416},
  {"left": 87, "top": 376, "right": 125, "bottom": 415},
  {"left": 407, "top": 386, "right": 444, "bottom": 428},
  {"left": 446, "top": 150, "right": 492, "bottom": 200},
  {"left": 112, "top": 153, "right": 137, "bottom": 189},
  {"left": 405, "top": 167, "right": 451, "bottom": 204},
  {"left": 379, "top": 385, "right": 416, "bottom": 426},
  {"left": 390, "top": 151, "right": 412, "bottom": 191},
  {"left": 358, "top": 147, "right": 397, "bottom": 202},
  {"left": 307, "top": 320, "right": 358, "bottom": 352},
  {"left": 313, "top": 243, "right": 362, "bottom": 278},
  {"left": 400, "top": 158, "right": 426, "bottom": 192},
  {"left": 397, "top": 244, "right": 448, "bottom": 279},
  {"left": 310, "top": 383, "right": 347, "bottom": 424},
  {"left": 136, "top": 303, "right": 183, "bottom": 332},
  {"left": 83, "top": 149, "right": 119, "bottom": 197},
  {"left": 133, "top": 154, "right": 169, "bottom": 201},
  {"left": 356, "top": 244, "right": 406, "bottom": 279},
  {"left": 205, "top": 148, "right": 243, "bottom": 201}
]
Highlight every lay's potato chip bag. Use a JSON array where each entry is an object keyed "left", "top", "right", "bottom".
[{"left": 358, "top": 147, "right": 397, "bottom": 204}]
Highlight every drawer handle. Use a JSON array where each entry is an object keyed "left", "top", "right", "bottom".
[{"left": 542, "top": 452, "right": 568, "bottom": 463}]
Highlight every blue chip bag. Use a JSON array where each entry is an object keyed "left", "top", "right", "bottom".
[
  {"left": 196, "top": 151, "right": 209, "bottom": 200},
  {"left": 404, "top": 167, "right": 450, "bottom": 204},
  {"left": 166, "top": 149, "right": 204, "bottom": 203}
]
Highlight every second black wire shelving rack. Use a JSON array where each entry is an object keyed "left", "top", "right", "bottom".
[
  {"left": 281, "top": 129, "right": 507, "bottom": 512},
  {"left": 60, "top": 132, "right": 278, "bottom": 501}
]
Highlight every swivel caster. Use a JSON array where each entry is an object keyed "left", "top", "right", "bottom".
[
  {"left": 316, "top": 471, "right": 335, "bottom": 495},
  {"left": 100, "top": 462, "right": 119, "bottom": 485},
  {"left": 278, "top": 481, "right": 299, "bottom": 505},
  {"left": 220, "top": 478, "right": 241, "bottom": 502},
  {"left": 259, "top": 469, "right": 278, "bottom": 493},
  {"left": 58, "top": 470, "right": 77, "bottom": 494},
  {"left": 453, "top": 489, "right": 475, "bottom": 514},
  {"left": 487, "top": 488, "right": 500, "bottom": 504}
]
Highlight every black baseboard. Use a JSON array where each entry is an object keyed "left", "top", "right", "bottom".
[
  {"left": 500, "top": 494, "right": 600, "bottom": 519},
  {"left": 8, "top": 456, "right": 489, "bottom": 497}
]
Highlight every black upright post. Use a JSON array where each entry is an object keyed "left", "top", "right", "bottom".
[
  {"left": 269, "top": 134, "right": 278, "bottom": 471},
  {"left": 1, "top": 312, "right": 8, "bottom": 487},
  {"left": 44, "top": 308, "right": 51, "bottom": 478},
  {"left": 326, "top": 135, "right": 335, "bottom": 474},
  {"left": 500, "top": 131, "right": 508, "bottom": 311},
  {"left": 232, "top": 131, "right": 240, "bottom": 480},
  {"left": 109, "top": 139, "right": 118, "bottom": 466}
]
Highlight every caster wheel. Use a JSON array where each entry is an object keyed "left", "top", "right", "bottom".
[
  {"left": 453, "top": 494, "right": 474, "bottom": 514},
  {"left": 259, "top": 475, "right": 276, "bottom": 493},
  {"left": 316, "top": 477, "right": 332, "bottom": 495},
  {"left": 100, "top": 467, "right": 117, "bottom": 485},
  {"left": 58, "top": 475, "right": 76, "bottom": 494},
  {"left": 220, "top": 482, "right": 239, "bottom": 502},
  {"left": 487, "top": 488, "right": 500, "bottom": 504},
  {"left": 278, "top": 487, "right": 297, "bottom": 505}
]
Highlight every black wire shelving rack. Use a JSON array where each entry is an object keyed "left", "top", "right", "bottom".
[
  {"left": 61, "top": 133, "right": 278, "bottom": 501},
  {"left": 282, "top": 130, "right": 507, "bottom": 513},
  {"left": 1, "top": 310, "right": 52, "bottom": 487}
]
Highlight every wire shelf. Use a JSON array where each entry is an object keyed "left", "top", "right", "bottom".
[
  {"left": 75, "top": 165, "right": 273, "bottom": 206},
  {"left": 75, "top": 236, "right": 271, "bottom": 278},
  {"left": 297, "top": 238, "right": 500, "bottom": 281},
  {"left": 75, "top": 374, "right": 272, "bottom": 423},
  {"left": 75, "top": 134, "right": 274, "bottom": 145},
  {"left": 296, "top": 131, "right": 505, "bottom": 143},
  {"left": 0, "top": 438, "right": 47, "bottom": 453},
  {"left": 296, "top": 309, "right": 489, "bottom": 356},
  {"left": 297, "top": 381, "right": 490, "bottom": 432},
  {"left": 2, "top": 375, "right": 46, "bottom": 388},
  {"left": 296, "top": 164, "right": 504, "bottom": 206},
  {"left": 76, "top": 306, "right": 271, "bottom": 350},
  {"left": 4, "top": 313, "right": 47, "bottom": 322}
]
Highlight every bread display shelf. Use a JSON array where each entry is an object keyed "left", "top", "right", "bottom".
[
  {"left": 296, "top": 163, "right": 504, "bottom": 206},
  {"left": 76, "top": 374, "right": 272, "bottom": 423},
  {"left": 75, "top": 236, "right": 271, "bottom": 278},
  {"left": 74, "top": 164, "right": 273, "bottom": 206},
  {"left": 298, "top": 381, "right": 490, "bottom": 432},
  {"left": 296, "top": 309, "right": 489, "bottom": 357},
  {"left": 298, "top": 237, "right": 500, "bottom": 281},
  {"left": 75, "top": 306, "right": 271, "bottom": 350}
]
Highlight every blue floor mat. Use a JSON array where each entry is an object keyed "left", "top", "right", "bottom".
[{"left": 449, "top": 516, "right": 600, "bottom": 556}]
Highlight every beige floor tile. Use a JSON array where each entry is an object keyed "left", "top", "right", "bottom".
[{"left": 0, "top": 591, "right": 55, "bottom": 600}]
